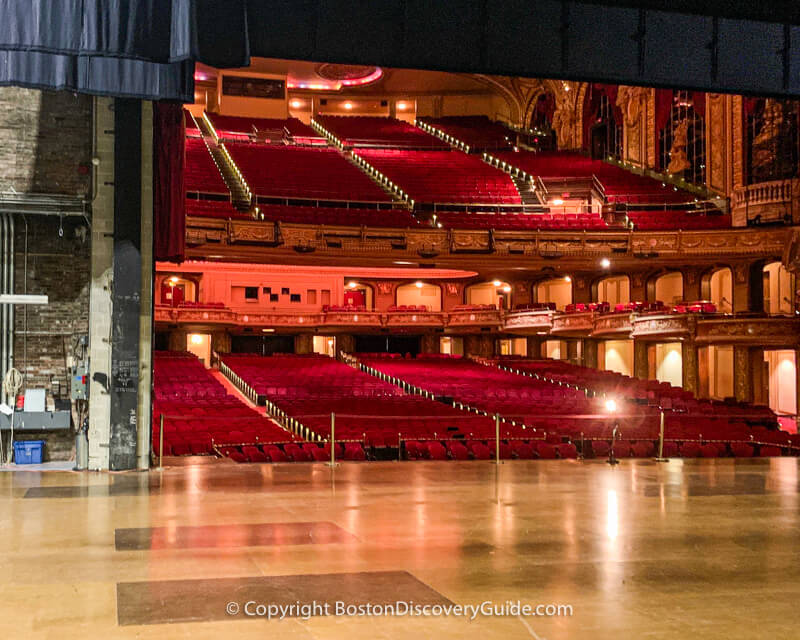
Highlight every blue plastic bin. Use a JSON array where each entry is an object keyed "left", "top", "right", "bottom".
[{"left": 13, "top": 440, "right": 44, "bottom": 465}]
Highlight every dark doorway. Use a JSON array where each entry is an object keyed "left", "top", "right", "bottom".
[
  {"left": 354, "top": 335, "right": 421, "bottom": 356},
  {"left": 231, "top": 334, "right": 295, "bottom": 355},
  {"left": 590, "top": 123, "right": 609, "bottom": 159}
]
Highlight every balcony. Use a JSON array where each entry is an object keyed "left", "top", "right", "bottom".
[
  {"left": 550, "top": 311, "right": 595, "bottom": 336},
  {"left": 731, "top": 178, "right": 799, "bottom": 227},
  {"left": 502, "top": 309, "right": 555, "bottom": 334}
]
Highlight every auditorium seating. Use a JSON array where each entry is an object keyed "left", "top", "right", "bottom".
[
  {"left": 626, "top": 210, "right": 732, "bottom": 230},
  {"left": 434, "top": 210, "right": 608, "bottom": 230},
  {"left": 255, "top": 204, "right": 417, "bottom": 227},
  {"left": 185, "top": 198, "right": 253, "bottom": 220},
  {"left": 184, "top": 110, "right": 201, "bottom": 136},
  {"left": 360, "top": 354, "right": 793, "bottom": 458},
  {"left": 225, "top": 143, "right": 391, "bottom": 202},
  {"left": 184, "top": 137, "right": 229, "bottom": 195},
  {"left": 356, "top": 149, "right": 521, "bottom": 204},
  {"left": 417, "top": 116, "right": 514, "bottom": 150},
  {"left": 152, "top": 352, "right": 301, "bottom": 461},
  {"left": 315, "top": 115, "right": 443, "bottom": 147},
  {"left": 219, "top": 354, "right": 548, "bottom": 459},
  {"left": 206, "top": 113, "right": 321, "bottom": 143}
]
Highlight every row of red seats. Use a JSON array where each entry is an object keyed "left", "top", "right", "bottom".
[
  {"left": 225, "top": 143, "right": 392, "bottom": 202},
  {"left": 451, "top": 304, "right": 496, "bottom": 311},
  {"left": 184, "top": 137, "right": 228, "bottom": 194},
  {"left": 323, "top": 304, "right": 367, "bottom": 312},
  {"left": 405, "top": 439, "right": 577, "bottom": 461},
  {"left": 361, "top": 355, "right": 791, "bottom": 455},
  {"left": 433, "top": 210, "right": 608, "bottom": 230},
  {"left": 315, "top": 115, "right": 444, "bottom": 147},
  {"left": 356, "top": 149, "right": 521, "bottom": 205},
  {"left": 205, "top": 112, "right": 320, "bottom": 141},
  {"left": 219, "top": 354, "right": 514, "bottom": 444},
  {"left": 185, "top": 199, "right": 253, "bottom": 220},
  {"left": 153, "top": 351, "right": 301, "bottom": 458},
  {"left": 564, "top": 302, "right": 611, "bottom": 313},
  {"left": 387, "top": 305, "right": 428, "bottom": 312},
  {"left": 417, "top": 115, "right": 514, "bottom": 150},
  {"left": 627, "top": 210, "right": 732, "bottom": 230}
]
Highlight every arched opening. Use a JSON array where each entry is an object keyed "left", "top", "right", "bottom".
[
  {"left": 535, "top": 277, "right": 572, "bottom": 310},
  {"left": 466, "top": 280, "right": 511, "bottom": 309},
  {"left": 598, "top": 339, "right": 633, "bottom": 376},
  {"left": 656, "top": 89, "right": 706, "bottom": 184},
  {"left": 762, "top": 262, "right": 796, "bottom": 315},
  {"left": 186, "top": 332, "right": 211, "bottom": 365},
  {"left": 159, "top": 275, "right": 197, "bottom": 306},
  {"left": 396, "top": 282, "right": 442, "bottom": 312},
  {"left": 343, "top": 280, "right": 374, "bottom": 309},
  {"left": 745, "top": 98, "right": 799, "bottom": 185},
  {"left": 701, "top": 267, "right": 733, "bottom": 313},
  {"left": 529, "top": 92, "right": 555, "bottom": 135},
  {"left": 764, "top": 350, "right": 798, "bottom": 429},
  {"left": 653, "top": 272, "right": 684, "bottom": 306},
  {"left": 595, "top": 275, "right": 630, "bottom": 307}
]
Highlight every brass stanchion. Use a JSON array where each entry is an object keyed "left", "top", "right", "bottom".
[
  {"left": 494, "top": 413, "right": 502, "bottom": 465},
  {"left": 326, "top": 413, "right": 338, "bottom": 467},
  {"left": 655, "top": 409, "right": 669, "bottom": 462},
  {"left": 158, "top": 413, "right": 165, "bottom": 470}
]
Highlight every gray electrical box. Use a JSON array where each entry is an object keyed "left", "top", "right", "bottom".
[{"left": 70, "top": 366, "right": 88, "bottom": 401}]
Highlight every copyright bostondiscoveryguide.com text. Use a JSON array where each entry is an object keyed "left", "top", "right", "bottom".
[{"left": 225, "top": 600, "right": 574, "bottom": 620}]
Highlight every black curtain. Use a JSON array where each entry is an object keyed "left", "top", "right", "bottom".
[{"left": 153, "top": 102, "right": 185, "bottom": 262}]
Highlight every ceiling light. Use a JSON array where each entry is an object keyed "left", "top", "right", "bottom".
[
  {"left": 564, "top": 276, "right": 572, "bottom": 283},
  {"left": 169, "top": 276, "right": 179, "bottom": 283},
  {"left": 343, "top": 102, "right": 353, "bottom": 110},
  {"left": 290, "top": 99, "right": 303, "bottom": 109},
  {"left": 189, "top": 334, "right": 203, "bottom": 345},
  {"left": 348, "top": 281, "right": 358, "bottom": 288},
  {"left": 600, "top": 258, "right": 611, "bottom": 269},
  {"left": 502, "top": 285, "right": 511, "bottom": 293},
  {"left": 262, "top": 328, "right": 275, "bottom": 333},
  {"left": 415, "top": 281, "right": 424, "bottom": 288},
  {"left": 552, "top": 198, "right": 564, "bottom": 206},
  {"left": 492, "top": 280, "right": 502, "bottom": 287}
]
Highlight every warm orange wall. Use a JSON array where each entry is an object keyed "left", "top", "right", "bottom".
[{"left": 217, "top": 71, "right": 288, "bottom": 118}]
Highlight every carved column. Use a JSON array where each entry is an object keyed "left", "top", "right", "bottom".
[
  {"left": 584, "top": 339, "right": 598, "bottom": 369},
  {"left": 682, "top": 340, "right": 699, "bottom": 396},
  {"left": 733, "top": 345, "right": 753, "bottom": 403},
  {"left": 572, "top": 277, "right": 590, "bottom": 304},
  {"left": 464, "top": 335, "right": 494, "bottom": 358},
  {"left": 750, "top": 347, "right": 767, "bottom": 405},
  {"left": 337, "top": 334, "right": 355, "bottom": 354},
  {"left": 630, "top": 273, "right": 646, "bottom": 303},
  {"left": 168, "top": 329, "right": 187, "bottom": 352},
  {"left": 420, "top": 334, "right": 439, "bottom": 354},
  {"left": 732, "top": 263, "right": 751, "bottom": 313},
  {"left": 683, "top": 269, "right": 701, "bottom": 302},
  {"left": 294, "top": 334, "right": 313, "bottom": 355},
  {"left": 634, "top": 340, "right": 649, "bottom": 380},
  {"left": 526, "top": 337, "right": 543, "bottom": 359},
  {"left": 210, "top": 331, "right": 231, "bottom": 356}
]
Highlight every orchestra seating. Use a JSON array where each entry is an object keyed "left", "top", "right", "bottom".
[
  {"left": 359, "top": 354, "right": 793, "bottom": 458},
  {"left": 205, "top": 113, "right": 321, "bottom": 143},
  {"left": 219, "top": 354, "right": 542, "bottom": 458},
  {"left": 184, "top": 137, "right": 229, "bottom": 195},
  {"left": 356, "top": 149, "right": 521, "bottom": 204},
  {"left": 434, "top": 210, "right": 607, "bottom": 230},
  {"left": 225, "top": 143, "right": 392, "bottom": 202},
  {"left": 152, "top": 351, "right": 301, "bottom": 462},
  {"left": 417, "top": 116, "right": 514, "bottom": 150},
  {"left": 315, "top": 115, "right": 443, "bottom": 147}
]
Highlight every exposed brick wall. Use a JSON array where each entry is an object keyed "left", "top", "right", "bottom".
[
  {"left": 0, "top": 85, "right": 93, "bottom": 460},
  {"left": 0, "top": 87, "right": 91, "bottom": 196},
  {"left": 12, "top": 216, "right": 90, "bottom": 460}
]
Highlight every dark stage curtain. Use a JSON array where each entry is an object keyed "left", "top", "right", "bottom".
[
  {"left": 153, "top": 102, "right": 185, "bottom": 262},
  {"left": 0, "top": 0, "right": 248, "bottom": 101}
]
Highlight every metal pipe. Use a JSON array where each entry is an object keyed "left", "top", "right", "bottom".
[{"left": 8, "top": 215, "right": 14, "bottom": 399}]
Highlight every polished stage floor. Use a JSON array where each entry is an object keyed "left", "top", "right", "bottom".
[{"left": 3, "top": 457, "right": 799, "bottom": 639}]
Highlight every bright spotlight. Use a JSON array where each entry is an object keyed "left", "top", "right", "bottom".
[
  {"left": 415, "top": 281, "right": 424, "bottom": 288},
  {"left": 564, "top": 276, "right": 572, "bottom": 283},
  {"left": 605, "top": 399, "right": 617, "bottom": 413},
  {"left": 189, "top": 334, "right": 203, "bottom": 345},
  {"left": 600, "top": 258, "right": 611, "bottom": 269},
  {"left": 492, "top": 280, "right": 502, "bottom": 287},
  {"left": 347, "top": 281, "right": 358, "bottom": 289}
]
